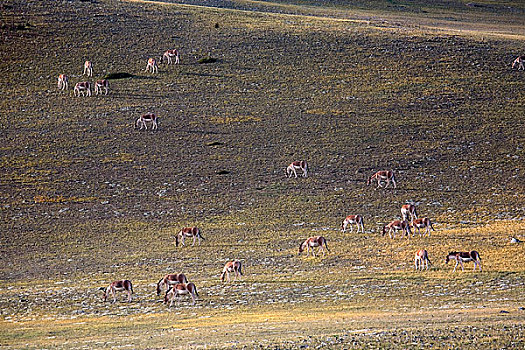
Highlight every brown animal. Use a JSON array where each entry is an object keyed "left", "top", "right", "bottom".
[
  {"left": 512, "top": 56, "right": 524, "bottom": 70},
  {"left": 367, "top": 170, "right": 396, "bottom": 188},
  {"left": 175, "top": 227, "right": 204, "bottom": 247},
  {"left": 145, "top": 57, "right": 158, "bottom": 73},
  {"left": 411, "top": 217, "right": 435, "bottom": 237},
  {"left": 341, "top": 215, "right": 364, "bottom": 233},
  {"left": 164, "top": 283, "right": 199, "bottom": 306},
  {"left": 383, "top": 220, "right": 411, "bottom": 238},
  {"left": 136, "top": 113, "right": 158, "bottom": 130},
  {"left": 299, "top": 236, "right": 329, "bottom": 257},
  {"left": 57, "top": 74, "right": 68, "bottom": 90},
  {"left": 156, "top": 273, "right": 189, "bottom": 296},
  {"left": 162, "top": 49, "right": 180, "bottom": 65},
  {"left": 445, "top": 251, "right": 482, "bottom": 272},
  {"left": 100, "top": 280, "right": 133, "bottom": 303},
  {"left": 74, "top": 81, "right": 91, "bottom": 97},
  {"left": 286, "top": 161, "right": 308, "bottom": 178},
  {"left": 94, "top": 79, "right": 109, "bottom": 95},
  {"left": 221, "top": 261, "right": 243, "bottom": 282},
  {"left": 414, "top": 249, "right": 431, "bottom": 270},
  {"left": 401, "top": 204, "right": 417, "bottom": 222},
  {"left": 83, "top": 60, "right": 93, "bottom": 76}
]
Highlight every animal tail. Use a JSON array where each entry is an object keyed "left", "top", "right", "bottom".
[
  {"left": 191, "top": 283, "right": 199, "bottom": 298},
  {"left": 324, "top": 239, "right": 330, "bottom": 252},
  {"left": 430, "top": 220, "right": 436, "bottom": 231},
  {"left": 175, "top": 234, "right": 180, "bottom": 247},
  {"left": 130, "top": 281, "right": 134, "bottom": 295},
  {"left": 239, "top": 262, "right": 244, "bottom": 275}
]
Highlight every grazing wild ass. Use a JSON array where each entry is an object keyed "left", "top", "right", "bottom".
[
  {"left": 341, "top": 214, "right": 365, "bottom": 233},
  {"left": 57, "top": 74, "right": 68, "bottom": 90},
  {"left": 74, "top": 81, "right": 91, "bottom": 97},
  {"left": 145, "top": 57, "right": 158, "bottom": 73},
  {"left": 401, "top": 204, "right": 418, "bottom": 223},
  {"left": 175, "top": 227, "right": 205, "bottom": 247},
  {"left": 414, "top": 249, "right": 431, "bottom": 270},
  {"left": 83, "top": 60, "right": 93, "bottom": 76},
  {"left": 512, "top": 56, "right": 524, "bottom": 70},
  {"left": 94, "top": 79, "right": 109, "bottom": 95},
  {"left": 445, "top": 251, "right": 482, "bottom": 272},
  {"left": 299, "top": 236, "right": 329, "bottom": 257},
  {"left": 162, "top": 49, "right": 180, "bottom": 65},
  {"left": 164, "top": 283, "right": 199, "bottom": 306},
  {"left": 411, "top": 217, "right": 435, "bottom": 237},
  {"left": 286, "top": 161, "right": 308, "bottom": 178},
  {"left": 221, "top": 260, "right": 243, "bottom": 282},
  {"left": 367, "top": 170, "right": 396, "bottom": 188},
  {"left": 383, "top": 220, "right": 411, "bottom": 239},
  {"left": 100, "top": 280, "right": 133, "bottom": 303},
  {"left": 157, "top": 273, "right": 189, "bottom": 296},
  {"left": 136, "top": 113, "right": 158, "bottom": 130}
]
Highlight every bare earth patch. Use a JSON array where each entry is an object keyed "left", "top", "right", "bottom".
[{"left": 0, "top": 0, "right": 524, "bottom": 348}]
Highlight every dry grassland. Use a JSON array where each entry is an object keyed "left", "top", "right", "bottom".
[{"left": 1, "top": 0, "right": 524, "bottom": 348}]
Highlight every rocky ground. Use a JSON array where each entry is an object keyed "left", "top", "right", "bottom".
[{"left": 1, "top": 0, "right": 524, "bottom": 348}]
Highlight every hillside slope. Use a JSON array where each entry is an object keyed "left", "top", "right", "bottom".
[{"left": 0, "top": 0, "right": 524, "bottom": 349}]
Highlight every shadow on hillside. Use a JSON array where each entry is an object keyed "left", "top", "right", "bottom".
[{"left": 183, "top": 72, "right": 224, "bottom": 78}]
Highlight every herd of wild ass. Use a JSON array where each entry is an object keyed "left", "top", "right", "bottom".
[{"left": 59, "top": 52, "right": 522, "bottom": 305}]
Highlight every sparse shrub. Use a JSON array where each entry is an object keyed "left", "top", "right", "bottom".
[
  {"left": 104, "top": 72, "right": 134, "bottom": 80},
  {"left": 198, "top": 56, "right": 218, "bottom": 64}
]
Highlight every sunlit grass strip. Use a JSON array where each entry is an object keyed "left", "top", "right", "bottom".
[
  {"left": 2, "top": 305, "right": 523, "bottom": 349},
  {"left": 122, "top": 0, "right": 525, "bottom": 40}
]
